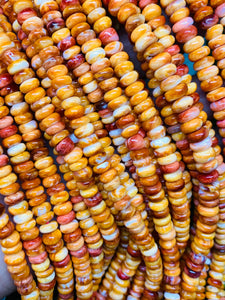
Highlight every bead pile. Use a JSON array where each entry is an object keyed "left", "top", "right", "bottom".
[{"left": 0, "top": 0, "right": 224, "bottom": 299}]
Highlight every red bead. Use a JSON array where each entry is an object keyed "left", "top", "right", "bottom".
[
  {"left": 0, "top": 125, "right": 18, "bottom": 138},
  {"left": 0, "top": 155, "right": 9, "bottom": 167},
  {"left": 176, "top": 139, "right": 189, "bottom": 151},
  {"left": 176, "top": 64, "right": 189, "bottom": 76},
  {"left": 57, "top": 211, "right": 75, "bottom": 225},
  {"left": 138, "top": 0, "right": 157, "bottom": 8},
  {"left": 191, "top": 92, "right": 200, "bottom": 104},
  {"left": 17, "top": 8, "right": 37, "bottom": 25},
  {"left": 138, "top": 128, "right": 146, "bottom": 138},
  {"left": 23, "top": 237, "right": 42, "bottom": 250},
  {"left": 160, "top": 161, "right": 180, "bottom": 174},
  {"left": 71, "top": 196, "right": 83, "bottom": 204},
  {"left": 126, "top": 134, "right": 145, "bottom": 150},
  {"left": 28, "top": 251, "right": 48, "bottom": 264},
  {"left": 88, "top": 247, "right": 103, "bottom": 257},
  {"left": 198, "top": 170, "right": 218, "bottom": 184},
  {"left": 0, "top": 73, "right": 13, "bottom": 89},
  {"left": 165, "top": 45, "right": 180, "bottom": 56},
  {"left": 55, "top": 137, "right": 74, "bottom": 155},
  {"left": 53, "top": 254, "right": 70, "bottom": 267},
  {"left": 200, "top": 14, "right": 219, "bottom": 30},
  {"left": 117, "top": 269, "right": 130, "bottom": 280},
  {"left": 60, "top": 0, "right": 79, "bottom": 11},
  {"left": 83, "top": 193, "right": 102, "bottom": 208},
  {"left": 67, "top": 54, "right": 85, "bottom": 70},
  {"left": 127, "top": 245, "right": 141, "bottom": 257},
  {"left": 176, "top": 25, "right": 197, "bottom": 43},
  {"left": 47, "top": 18, "right": 65, "bottom": 34},
  {"left": 58, "top": 36, "right": 75, "bottom": 52},
  {"left": 70, "top": 245, "right": 87, "bottom": 258},
  {"left": 18, "top": 29, "right": 27, "bottom": 41},
  {"left": 99, "top": 28, "right": 119, "bottom": 45}
]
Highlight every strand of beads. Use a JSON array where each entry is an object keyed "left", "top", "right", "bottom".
[
  {"left": 204, "top": 164, "right": 225, "bottom": 300},
  {"left": 127, "top": 263, "right": 146, "bottom": 300},
  {"left": 108, "top": 240, "right": 142, "bottom": 300},
  {"left": 146, "top": 1, "right": 225, "bottom": 298},
  {"left": 0, "top": 29, "right": 96, "bottom": 299},
  {"left": 0, "top": 89, "right": 77, "bottom": 300},
  {"left": 0, "top": 94, "right": 58, "bottom": 299},
  {"left": 0, "top": 15, "right": 82, "bottom": 299},
  {"left": 205, "top": 6, "right": 225, "bottom": 153},
  {"left": 0, "top": 202, "right": 39, "bottom": 300},
  {"left": 0, "top": 143, "right": 41, "bottom": 299},
  {"left": 96, "top": 227, "right": 129, "bottom": 299},
  {"left": 0, "top": 92, "right": 58, "bottom": 300}
]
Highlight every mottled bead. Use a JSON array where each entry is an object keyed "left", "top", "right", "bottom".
[{"left": 176, "top": 25, "right": 197, "bottom": 43}]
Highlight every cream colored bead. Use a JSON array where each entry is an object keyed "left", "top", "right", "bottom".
[
  {"left": 32, "top": 259, "right": 50, "bottom": 272},
  {"left": 54, "top": 247, "right": 68, "bottom": 262},
  {"left": 172, "top": 96, "right": 194, "bottom": 113},
  {"left": 86, "top": 48, "right": 105, "bottom": 64},
  {"left": 7, "top": 143, "right": 26, "bottom": 157},
  {"left": 0, "top": 213, "right": 9, "bottom": 230},
  {"left": 60, "top": 220, "right": 79, "bottom": 234},
  {"left": 8, "top": 59, "right": 29, "bottom": 75},
  {"left": 38, "top": 271, "right": 55, "bottom": 284},
  {"left": 13, "top": 211, "right": 33, "bottom": 224},
  {"left": 63, "top": 45, "right": 81, "bottom": 60},
  {"left": 40, "top": 221, "right": 58, "bottom": 234}
]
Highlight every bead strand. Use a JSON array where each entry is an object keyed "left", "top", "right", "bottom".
[
  {"left": 149, "top": 56, "right": 221, "bottom": 300},
  {"left": 0, "top": 89, "right": 76, "bottom": 300},
  {"left": 0, "top": 15, "right": 86, "bottom": 299},
  {"left": 127, "top": 263, "right": 146, "bottom": 300},
  {"left": 205, "top": 166, "right": 225, "bottom": 300},
  {"left": 205, "top": 8, "right": 225, "bottom": 152},
  {"left": 108, "top": 240, "right": 141, "bottom": 300},
  {"left": 0, "top": 149, "right": 41, "bottom": 299},
  {"left": 0, "top": 96, "right": 59, "bottom": 298},
  {"left": 97, "top": 227, "right": 129, "bottom": 299},
  {"left": 0, "top": 93, "right": 57, "bottom": 299},
  {"left": 146, "top": 1, "right": 225, "bottom": 298},
  {"left": 0, "top": 29, "right": 95, "bottom": 298},
  {"left": 157, "top": 0, "right": 225, "bottom": 154},
  {"left": 0, "top": 202, "right": 39, "bottom": 300}
]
